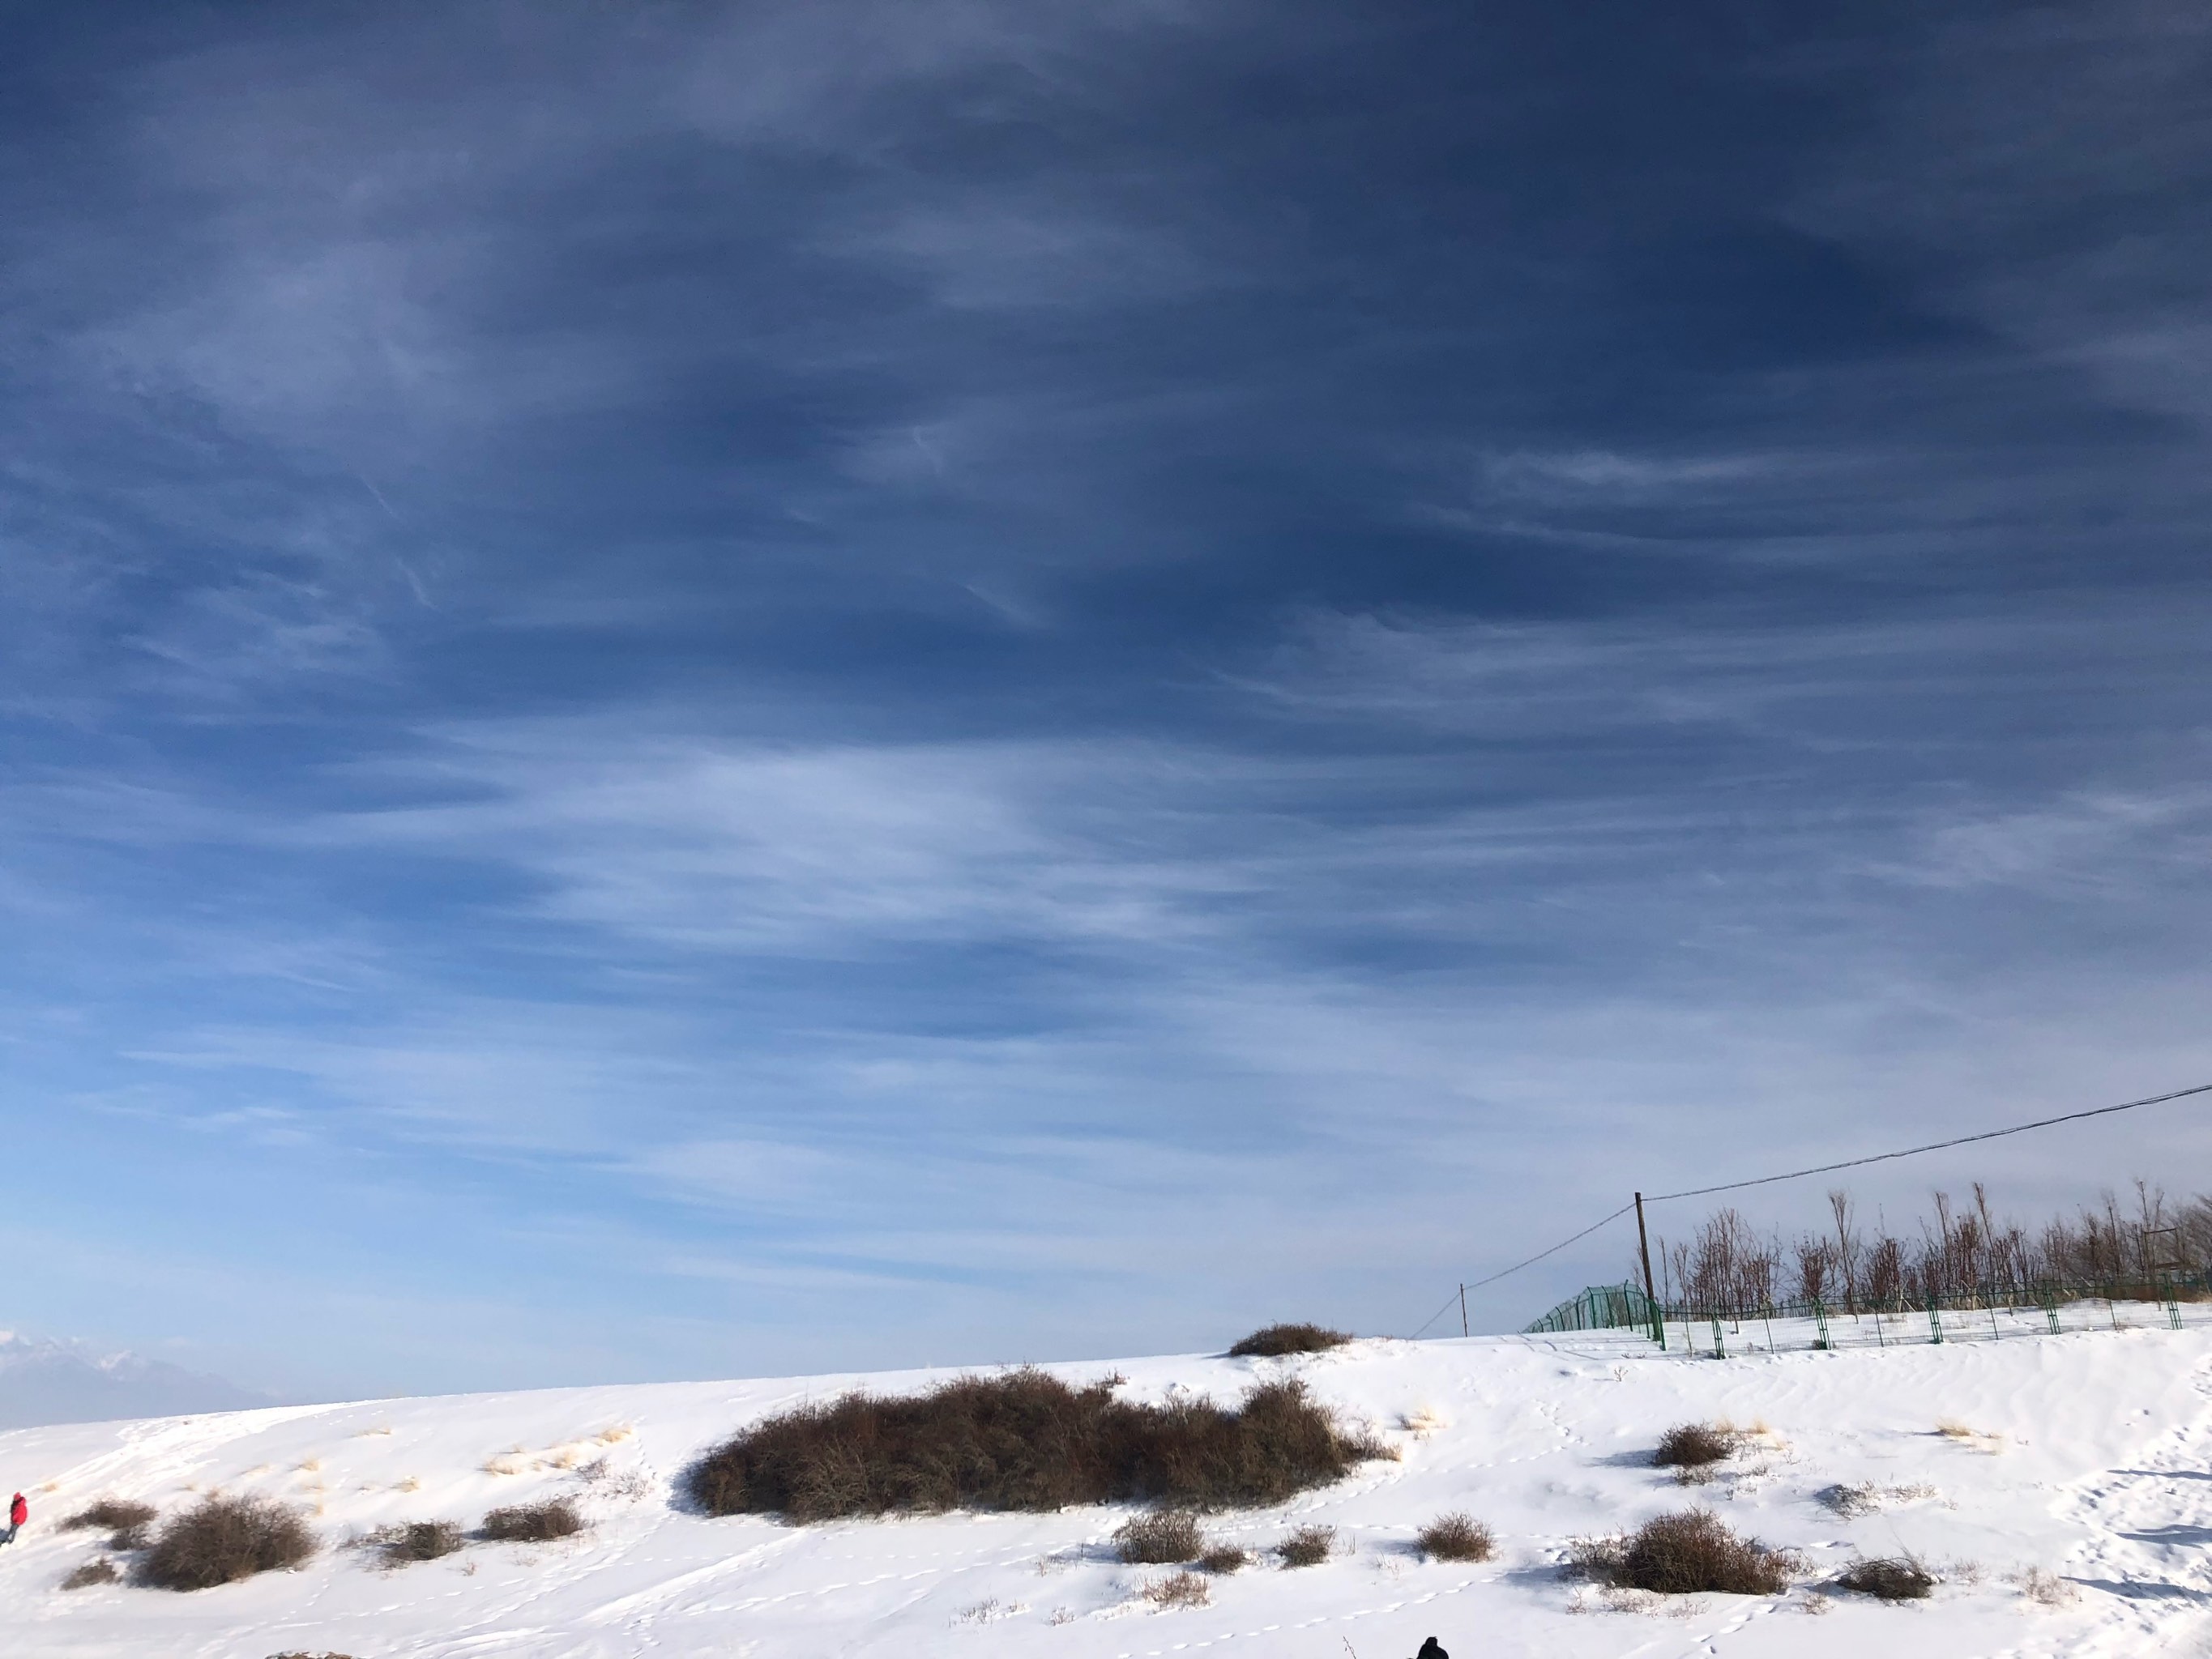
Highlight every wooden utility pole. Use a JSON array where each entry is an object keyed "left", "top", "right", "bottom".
[
  {"left": 1458, "top": 1283, "right": 1469, "bottom": 1337},
  {"left": 1634, "top": 1192, "right": 1657, "bottom": 1304},
  {"left": 1635, "top": 1191, "right": 1663, "bottom": 1348}
]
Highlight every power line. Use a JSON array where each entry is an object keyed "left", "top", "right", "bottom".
[
  {"left": 1463, "top": 1202, "right": 1636, "bottom": 1292},
  {"left": 1417, "top": 1078, "right": 2212, "bottom": 1334},
  {"left": 1407, "top": 1201, "right": 1635, "bottom": 1338},
  {"left": 1406, "top": 1290, "right": 1465, "bottom": 1342},
  {"left": 1645, "top": 1079, "right": 2212, "bottom": 1203}
]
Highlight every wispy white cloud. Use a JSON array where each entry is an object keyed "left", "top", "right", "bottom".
[
  {"left": 836, "top": 197, "right": 1224, "bottom": 312},
  {"left": 1884, "top": 790, "right": 2212, "bottom": 893},
  {"left": 1475, "top": 447, "right": 1799, "bottom": 500},
  {"left": 313, "top": 728, "right": 1247, "bottom": 952},
  {"left": 1796, "top": 0, "right": 2212, "bottom": 431}
]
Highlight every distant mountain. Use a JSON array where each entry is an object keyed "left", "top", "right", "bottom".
[{"left": 0, "top": 1330, "right": 272, "bottom": 1429}]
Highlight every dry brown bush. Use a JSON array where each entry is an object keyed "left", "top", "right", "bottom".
[
  {"left": 1198, "top": 1544, "right": 1250, "bottom": 1573},
  {"left": 1571, "top": 1511, "right": 1793, "bottom": 1596},
  {"left": 61, "top": 1498, "right": 156, "bottom": 1548},
  {"left": 60, "top": 1498, "right": 158, "bottom": 1536},
  {"left": 1114, "top": 1509, "right": 1203, "bottom": 1563},
  {"left": 682, "top": 1368, "right": 1380, "bottom": 1522},
  {"left": 1275, "top": 1524, "right": 1335, "bottom": 1567},
  {"left": 1653, "top": 1423, "right": 1736, "bottom": 1469},
  {"left": 1140, "top": 1569, "right": 1211, "bottom": 1608},
  {"left": 365, "top": 1520, "right": 466, "bottom": 1563},
  {"left": 1416, "top": 1512, "right": 1494, "bottom": 1561},
  {"left": 479, "top": 1499, "right": 583, "bottom": 1542},
  {"left": 1836, "top": 1556, "right": 1933, "bottom": 1600},
  {"left": 61, "top": 1559, "right": 119, "bottom": 1590},
  {"left": 139, "top": 1495, "right": 317, "bottom": 1591},
  {"left": 1228, "top": 1324, "right": 1350, "bottom": 1358}
]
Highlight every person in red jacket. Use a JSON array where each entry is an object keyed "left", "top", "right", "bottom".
[{"left": 2, "top": 1491, "right": 23, "bottom": 1545}]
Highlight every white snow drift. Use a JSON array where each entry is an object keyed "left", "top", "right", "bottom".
[{"left": 1, "top": 1316, "right": 2207, "bottom": 1657}]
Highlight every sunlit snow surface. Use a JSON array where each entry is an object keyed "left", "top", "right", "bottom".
[{"left": 2, "top": 1320, "right": 2208, "bottom": 1657}]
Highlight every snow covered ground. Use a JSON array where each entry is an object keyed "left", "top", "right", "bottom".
[{"left": 2, "top": 1314, "right": 2209, "bottom": 1657}]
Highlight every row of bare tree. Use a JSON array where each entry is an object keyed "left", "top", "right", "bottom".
[{"left": 1643, "top": 1182, "right": 2211, "bottom": 1317}]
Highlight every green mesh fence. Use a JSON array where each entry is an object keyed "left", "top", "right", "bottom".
[{"left": 1523, "top": 1271, "right": 2212, "bottom": 1352}]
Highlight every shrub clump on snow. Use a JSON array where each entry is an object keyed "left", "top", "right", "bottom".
[
  {"left": 1275, "top": 1524, "right": 1336, "bottom": 1567},
  {"left": 59, "top": 1498, "right": 157, "bottom": 1550},
  {"left": 1141, "top": 1569, "right": 1211, "bottom": 1608},
  {"left": 138, "top": 1495, "right": 318, "bottom": 1591},
  {"left": 1228, "top": 1324, "right": 1351, "bottom": 1358},
  {"left": 365, "top": 1520, "right": 466, "bottom": 1564},
  {"left": 1653, "top": 1422, "right": 1736, "bottom": 1469},
  {"left": 1570, "top": 1510, "right": 1794, "bottom": 1597},
  {"left": 682, "top": 1367, "right": 1383, "bottom": 1523},
  {"left": 61, "top": 1559, "right": 120, "bottom": 1590},
  {"left": 1416, "top": 1512, "right": 1495, "bottom": 1562},
  {"left": 1836, "top": 1555, "right": 1935, "bottom": 1600},
  {"left": 479, "top": 1499, "right": 583, "bottom": 1542},
  {"left": 1114, "top": 1509, "right": 1204, "bottom": 1563},
  {"left": 1198, "top": 1543, "right": 1251, "bottom": 1573}
]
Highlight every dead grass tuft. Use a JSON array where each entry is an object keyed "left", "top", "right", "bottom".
[
  {"left": 1817, "top": 1482, "right": 1877, "bottom": 1516},
  {"left": 1835, "top": 1555, "right": 1934, "bottom": 1600},
  {"left": 1570, "top": 1510, "right": 1794, "bottom": 1597},
  {"left": 1114, "top": 1508, "right": 1204, "bottom": 1563},
  {"left": 364, "top": 1520, "right": 466, "bottom": 1564},
  {"left": 1140, "top": 1569, "right": 1211, "bottom": 1608},
  {"left": 682, "top": 1368, "right": 1379, "bottom": 1522},
  {"left": 952, "top": 1596, "right": 1027, "bottom": 1624},
  {"left": 1198, "top": 1544, "right": 1250, "bottom": 1573},
  {"left": 1228, "top": 1324, "right": 1351, "bottom": 1358},
  {"left": 1817, "top": 1480, "right": 1939, "bottom": 1517},
  {"left": 1416, "top": 1512, "right": 1495, "bottom": 1562},
  {"left": 62, "top": 1559, "right": 120, "bottom": 1590},
  {"left": 479, "top": 1499, "right": 583, "bottom": 1542},
  {"left": 1275, "top": 1524, "right": 1336, "bottom": 1567},
  {"left": 138, "top": 1495, "right": 317, "bottom": 1591},
  {"left": 1653, "top": 1423, "right": 1736, "bottom": 1469},
  {"left": 2009, "top": 1565, "right": 2076, "bottom": 1607}
]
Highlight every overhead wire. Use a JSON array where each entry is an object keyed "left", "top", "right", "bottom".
[
  {"left": 1413, "top": 1078, "right": 2212, "bottom": 1337},
  {"left": 1643, "top": 1080, "right": 2212, "bottom": 1204},
  {"left": 1407, "top": 1201, "right": 1635, "bottom": 1338}
]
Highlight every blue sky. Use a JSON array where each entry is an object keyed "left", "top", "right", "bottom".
[{"left": 4, "top": 0, "right": 2210, "bottom": 1399}]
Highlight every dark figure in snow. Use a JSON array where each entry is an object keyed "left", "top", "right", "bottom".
[
  {"left": 2, "top": 1491, "right": 23, "bottom": 1545},
  {"left": 1416, "top": 1640, "right": 1447, "bottom": 1659}
]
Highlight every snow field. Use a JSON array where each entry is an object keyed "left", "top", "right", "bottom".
[{"left": 2, "top": 1320, "right": 2209, "bottom": 1657}]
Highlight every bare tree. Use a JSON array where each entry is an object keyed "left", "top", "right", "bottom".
[{"left": 1827, "top": 1189, "right": 1860, "bottom": 1311}]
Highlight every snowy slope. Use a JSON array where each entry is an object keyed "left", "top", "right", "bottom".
[
  {"left": 0, "top": 1332, "right": 269, "bottom": 1431},
  {"left": 2, "top": 1319, "right": 2208, "bottom": 1658}
]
